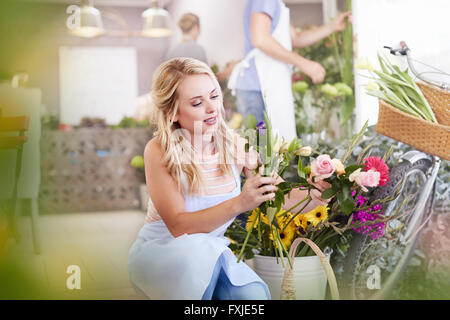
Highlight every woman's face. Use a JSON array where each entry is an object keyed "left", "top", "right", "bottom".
[{"left": 174, "top": 74, "right": 221, "bottom": 139}]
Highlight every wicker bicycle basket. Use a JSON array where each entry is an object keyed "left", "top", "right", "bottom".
[{"left": 376, "top": 82, "right": 450, "bottom": 160}]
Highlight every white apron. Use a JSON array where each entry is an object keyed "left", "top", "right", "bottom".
[{"left": 228, "top": 0, "right": 297, "bottom": 141}]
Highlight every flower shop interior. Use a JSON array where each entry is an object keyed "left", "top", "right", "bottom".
[{"left": 0, "top": 0, "right": 449, "bottom": 300}]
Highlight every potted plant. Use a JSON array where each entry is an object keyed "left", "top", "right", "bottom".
[{"left": 227, "top": 115, "right": 399, "bottom": 300}]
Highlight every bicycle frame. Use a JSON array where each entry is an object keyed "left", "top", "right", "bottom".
[{"left": 385, "top": 42, "right": 446, "bottom": 242}]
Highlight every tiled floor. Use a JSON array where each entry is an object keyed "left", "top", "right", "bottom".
[{"left": 4, "top": 210, "right": 147, "bottom": 299}]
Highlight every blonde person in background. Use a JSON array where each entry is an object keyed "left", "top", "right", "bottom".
[
  {"left": 167, "top": 12, "right": 239, "bottom": 83},
  {"left": 166, "top": 13, "right": 208, "bottom": 64}
]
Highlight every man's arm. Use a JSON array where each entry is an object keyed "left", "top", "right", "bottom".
[
  {"left": 290, "top": 11, "right": 352, "bottom": 49},
  {"left": 250, "top": 12, "right": 325, "bottom": 84}
]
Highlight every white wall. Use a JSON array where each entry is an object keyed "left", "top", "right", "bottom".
[
  {"left": 353, "top": 0, "right": 450, "bottom": 132},
  {"left": 59, "top": 46, "right": 138, "bottom": 125},
  {"left": 167, "top": 0, "right": 246, "bottom": 69}
]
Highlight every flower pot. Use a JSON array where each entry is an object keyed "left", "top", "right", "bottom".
[{"left": 252, "top": 249, "right": 332, "bottom": 300}]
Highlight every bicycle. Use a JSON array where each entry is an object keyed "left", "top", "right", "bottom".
[{"left": 341, "top": 41, "right": 449, "bottom": 300}]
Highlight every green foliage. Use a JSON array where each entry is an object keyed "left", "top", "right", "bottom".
[
  {"left": 293, "top": 4, "right": 355, "bottom": 140},
  {"left": 110, "top": 117, "right": 150, "bottom": 129}
]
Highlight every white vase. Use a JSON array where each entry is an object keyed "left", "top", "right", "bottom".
[{"left": 252, "top": 249, "right": 332, "bottom": 300}]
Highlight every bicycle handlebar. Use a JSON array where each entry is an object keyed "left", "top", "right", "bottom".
[{"left": 384, "top": 41, "right": 449, "bottom": 91}]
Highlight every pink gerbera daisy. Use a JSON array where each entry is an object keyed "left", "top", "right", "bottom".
[{"left": 363, "top": 156, "right": 390, "bottom": 186}]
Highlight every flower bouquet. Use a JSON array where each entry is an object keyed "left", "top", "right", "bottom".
[
  {"left": 228, "top": 119, "right": 405, "bottom": 272},
  {"left": 227, "top": 117, "right": 409, "bottom": 299}
]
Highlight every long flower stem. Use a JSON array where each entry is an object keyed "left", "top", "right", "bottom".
[
  {"left": 331, "top": 32, "right": 344, "bottom": 81},
  {"left": 284, "top": 194, "right": 312, "bottom": 215},
  {"left": 237, "top": 215, "right": 257, "bottom": 263},
  {"left": 282, "top": 197, "right": 312, "bottom": 232}
]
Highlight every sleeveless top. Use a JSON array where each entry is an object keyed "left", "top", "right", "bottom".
[{"left": 145, "top": 151, "right": 240, "bottom": 224}]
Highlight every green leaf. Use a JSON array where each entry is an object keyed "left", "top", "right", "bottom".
[
  {"left": 288, "top": 137, "right": 297, "bottom": 154},
  {"left": 341, "top": 198, "right": 355, "bottom": 215},
  {"left": 245, "top": 115, "right": 257, "bottom": 129},
  {"left": 263, "top": 111, "right": 272, "bottom": 157},
  {"left": 274, "top": 189, "right": 285, "bottom": 209},
  {"left": 342, "top": 184, "right": 351, "bottom": 200},
  {"left": 331, "top": 180, "right": 341, "bottom": 192},
  {"left": 321, "top": 188, "right": 337, "bottom": 199},
  {"left": 297, "top": 156, "right": 306, "bottom": 179},
  {"left": 304, "top": 166, "right": 311, "bottom": 176},
  {"left": 345, "top": 164, "right": 363, "bottom": 175},
  {"left": 337, "top": 191, "right": 345, "bottom": 204},
  {"left": 267, "top": 207, "right": 278, "bottom": 224}
]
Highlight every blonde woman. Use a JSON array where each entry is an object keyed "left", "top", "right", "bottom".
[{"left": 127, "top": 58, "right": 327, "bottom": 300}]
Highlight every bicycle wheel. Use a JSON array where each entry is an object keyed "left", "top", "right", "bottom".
[{"left": 341, "top": 158, "right": 434, "bottom": 300}]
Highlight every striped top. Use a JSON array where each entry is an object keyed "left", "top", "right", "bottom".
[{"left": 145, "top": 152, "right": 238, "bottom": 223}]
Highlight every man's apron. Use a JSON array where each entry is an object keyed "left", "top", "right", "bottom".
[{"left": 228, "top": 0, "right": 297, "bottom": 141}]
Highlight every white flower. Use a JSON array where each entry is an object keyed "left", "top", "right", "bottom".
[
  {"left": 365, "top": 81, "right": 379, "bottom": 91},
  {"left": 272, "top": 134, "right": 282, "bottom": 153},
  {"left": 296, "top": 146, "right": 312, "bottom": 157},
  {"left": 279, "top": 141, "right": 290, "bottom": 154},
  {"left": 356, "top": 57, "right": 375, "bottom": 72},
  {"left": 331, "top": 158, "right": 345, "bottom": 175},
  {"left": 349, "top": 168, "right": 381, "bottom": 192},
  {"left": 349, "top": 168, "right": 361, "bottom": 182}
]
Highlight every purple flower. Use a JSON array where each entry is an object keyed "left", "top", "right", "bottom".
[
  {"left": 256, "top": 121, "right": 266, "bottom": 135},
  {"left": 351, "top": 196, "right": 386, "bottom": 240}
]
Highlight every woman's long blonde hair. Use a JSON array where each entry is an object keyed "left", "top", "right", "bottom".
[{"left": 150, "top": 57, "right": 238, "bottom": 195}]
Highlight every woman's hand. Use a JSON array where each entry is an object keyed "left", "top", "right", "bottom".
[
  {"left": 307, "top": 177, "right": 332, "bottom": 206},
  {"left": 237, "top": 169, "right": 278, "bottom": 213}
]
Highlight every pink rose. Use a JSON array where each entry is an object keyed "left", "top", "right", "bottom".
[
  {"left": 311, "top": 154, "right": 336, "bottom": 180},
  {"left": 349, "top": 168, "right": 381, "bottom": 192}
]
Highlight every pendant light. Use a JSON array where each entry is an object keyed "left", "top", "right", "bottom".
[
  {"left": 70, "top": 0, "right": 104, "bottom": 38},
  {"left": 141, "top": 0, "right": 172, "bottom": 38}
]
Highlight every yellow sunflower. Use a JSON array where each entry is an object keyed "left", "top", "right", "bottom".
[
  {"left": 304, "top": 205, "right": 329, "bottom": 227},
  {"left": 269, "top": 215, "right": 297, "bottom": 250},
  {"left": 293, "top": 213, "right": 308, "bottom": 234},
  {"left": 245, "top": 208, "right": 260, "bottom": 231}
]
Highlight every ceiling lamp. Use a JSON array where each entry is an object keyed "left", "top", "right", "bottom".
[
  {"left": 141, "top": 0, "right": 172, "bottom": 38},
  {"left": 70, "top": 0, "right": 104, "bottom": 38}
]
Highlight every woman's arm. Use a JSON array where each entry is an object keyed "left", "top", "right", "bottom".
[{"left": 144, "top": 139, "right": 277, "bottom": 237}]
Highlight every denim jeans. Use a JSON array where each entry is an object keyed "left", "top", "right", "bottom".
[
  {"left": 201, "top": 255, "right": 270, "bottom": 300},
  {"left": 235, "top": 89, "right": 265, "bottom": 125}
]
